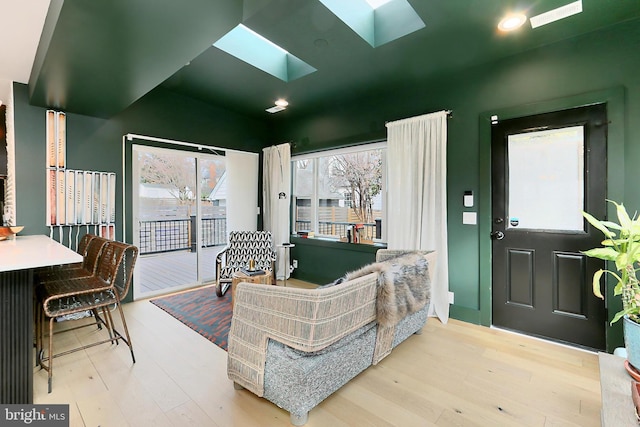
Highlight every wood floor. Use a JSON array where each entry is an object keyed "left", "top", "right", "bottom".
[{"left": 34, "top": 282, "right": 602, "bottom": 427}]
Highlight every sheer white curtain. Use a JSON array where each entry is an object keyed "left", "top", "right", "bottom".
[
  {"left": 226, "top": 150, "right": 259, "bottom": 232},
  {"left": 386, "top": 110, "right": 449, "bottom": 323},
  {"left": 263, "top": 143, "right": 291, "bottom": 279}
]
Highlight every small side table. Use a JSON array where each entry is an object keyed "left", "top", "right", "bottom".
[
  {"left": 277, "top": 243, "right": 295, "bottom": 287},
  {"left": 231, "top": 270, "right": 273, "bottom": 308}
]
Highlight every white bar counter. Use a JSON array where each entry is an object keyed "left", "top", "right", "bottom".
[
  {"left": 0, "top": 235, "right": 82, "bottom": 272},
  {"left": 0, "top": 234, "right": 82, "bottom": 404}
]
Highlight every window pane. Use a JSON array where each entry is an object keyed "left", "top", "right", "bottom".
[
  {"left": 292, "top": 145, "right": 385, "bottom": 243},
  {"left": 318, "top": 149, "right": 383, "bottom": 241},
  {"left": 138, "top": 152, "right": 196, "bottom": 222},
  {"left": 507, "top": 126, "right": 584, "bottom": 231},
  {"left": 200, "top": 156, "right": 227, "bottom": 248},
  {"left": 293, "top": 159, "right": 313, "bottom": 233}
]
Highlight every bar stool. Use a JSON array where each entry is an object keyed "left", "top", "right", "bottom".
[
  {"left": 36, "top": 241, "right": 138, "bottom": 393},
  {"left": 35, "top": 235, "right": 108, "bottom": 282}
]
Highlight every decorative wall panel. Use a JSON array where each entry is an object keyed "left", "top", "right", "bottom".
[{"left": 45, "top": 110, "right": 117, "bottom": 248}]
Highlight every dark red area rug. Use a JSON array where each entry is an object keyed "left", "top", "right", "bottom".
[{"left": 150, "top": 285, "right": 232, "bottom": 350}]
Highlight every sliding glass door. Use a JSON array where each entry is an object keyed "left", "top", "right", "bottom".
[{"left": 132, "top": 145, "right": 226, "bottom": 298}]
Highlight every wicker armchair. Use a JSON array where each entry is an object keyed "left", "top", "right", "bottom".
[
  {"left": 36, "top": 241, "right": 138, "bottom": 393},
  {"left": 215, "top": 231, "right": 276, "bottom": 297}
]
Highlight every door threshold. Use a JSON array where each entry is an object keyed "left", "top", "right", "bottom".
[
  {"left": 135, "top": 282, "right": 213, "bottom": 301},
  {"left": 490, "top": 325, "right": 600, "bottom": 354}
]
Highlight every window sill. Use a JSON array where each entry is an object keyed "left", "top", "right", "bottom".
[{"left": 290, "top": 235, "right": 386, "bottom": 253}]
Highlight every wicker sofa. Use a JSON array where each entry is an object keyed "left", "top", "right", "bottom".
[{"left": 227, "top": 249, "right": 436, "bottom": 425}]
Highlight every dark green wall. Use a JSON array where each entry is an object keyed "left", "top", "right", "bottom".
[
  {"left": 277, "top": 18, "right": 640, "bottom": 349},
  {"left": 290, "top": 236, "right": 382, "bottom": 284},
  {"left": 13, "top": 83, "right": 269, "bottom": 241},
  {"left": 12, "top": 83, "right": 270, "bottom": 302}
]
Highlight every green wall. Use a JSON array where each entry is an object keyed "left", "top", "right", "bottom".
[
  {"left": 12, "top": 84, "right": 270, "bottom": 301},
  {"left": 290, "top": 236, "right": 381, "bottom": 284},
  {"left": 13, "top": 83, "right": 269, "bottom": 240},
  {"left": 278, "top": 18, "right": 640, "bottom": 349}
]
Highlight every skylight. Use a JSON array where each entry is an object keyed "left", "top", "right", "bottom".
[
  {"left": 213, "top": 24, "right": 316, "bottom": 82},
  {"left": 319, "top": 0, "right": 425, "bottom": 48},
  {"left": 365, "top": 0, "right": 393, "bottom": 9}
]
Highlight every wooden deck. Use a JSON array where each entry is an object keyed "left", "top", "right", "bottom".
[{"left": 134, "top": 246, "right": 224, "bottom": 298}]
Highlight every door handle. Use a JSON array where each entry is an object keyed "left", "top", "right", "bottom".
[{"left": 490, "top": 231, "right": 505, "bottom": 240}]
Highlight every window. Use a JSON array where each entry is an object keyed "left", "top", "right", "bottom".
[
  {"left": 343, "top": 192, "right": 353, "bottom": 209},
  {"left": 292, "top": 142, "right": 386, "bottom": 243}
]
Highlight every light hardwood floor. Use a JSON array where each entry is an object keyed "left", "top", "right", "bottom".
[{"left": 34, "top": 281, "right": 602, "bottom": 427}]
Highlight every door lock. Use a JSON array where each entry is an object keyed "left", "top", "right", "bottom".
[
  {"left": 494, "top": 217, "right": 504, "bottom": 224},
  {"left": 490, "top": 231, "right": 505, "bottom": 240}
]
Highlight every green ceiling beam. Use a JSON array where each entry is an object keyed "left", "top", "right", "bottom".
[{"left": 28, "top": 0, "right": 243, "bottom": 118}]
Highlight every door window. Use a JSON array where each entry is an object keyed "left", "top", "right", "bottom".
[{"left": 507, "top": 126, "right": 585, "bottom": 231}]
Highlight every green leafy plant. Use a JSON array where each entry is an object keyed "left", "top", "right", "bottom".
[{"left": 583, "top": 200, "right": 640, "bottom": 324}]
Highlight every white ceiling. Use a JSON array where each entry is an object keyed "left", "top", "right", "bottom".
[{"left": 0, "top": 0, "right": 50, "bottom": 84}]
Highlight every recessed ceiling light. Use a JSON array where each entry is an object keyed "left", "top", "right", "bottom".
[
  {"left": 530, "top": 0, "right": 582, "bottom": 29},
  {"left": 266, "top": 105, "right": 286, "bottom": 114},
  {"left": 498, "top": 13, "right": 528, "bottom": 32},
  {"left": 266, "top": 99, "right": 288, "bottom": 113},
  {"left": 314, "top": 38, "right": 329, "bottom": 48}
]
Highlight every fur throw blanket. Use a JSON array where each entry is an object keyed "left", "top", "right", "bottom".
[{"left": 341, "top": 252, "right": 432, "bottom": 327}]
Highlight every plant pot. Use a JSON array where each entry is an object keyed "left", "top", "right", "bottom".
[{"left": 624, "top": 316, "right": 640, "bottom": 369}]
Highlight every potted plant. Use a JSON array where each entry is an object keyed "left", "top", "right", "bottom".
[{"left": 583, "top": 200, "right": 640, "bottom": 368}]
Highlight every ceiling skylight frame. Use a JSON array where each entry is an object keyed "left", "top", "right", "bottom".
[
  {"left": 240, "top": 24, "right": 288, "bottom": 54},
  {"left": 319, "top": 0, "right": 425, "bottom": 48},
  {"left": 213, "top": 24, "right": 316, "bottom": 82},
  {"left": 365, "top": 0, "right": 393, "bottom": 9}
]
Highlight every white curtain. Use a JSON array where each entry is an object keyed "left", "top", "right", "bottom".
[
  {"left": 226, "top": 150, "right": 259, "bottom": 232},
  {"left": 263, "top": 143, "right": 291, "bottom": 280},
  {"left": 386, "top": 110, "right": 449, "bottom": 323}
]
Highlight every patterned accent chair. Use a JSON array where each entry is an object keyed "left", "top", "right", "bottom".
[{"left": 215, "top": 231, "right": 277, "bottom": 297}]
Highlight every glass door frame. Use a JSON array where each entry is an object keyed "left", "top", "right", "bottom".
[{"left": 131, "top": 144, "right": 219, "bottom": 299}]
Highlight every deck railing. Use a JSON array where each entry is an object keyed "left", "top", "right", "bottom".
[
  {"left": 140, "top": 218, "right": 380, "bottom": 255},
  {"left": 138, "top": 217, "right": 227, "bottom": 255}
]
